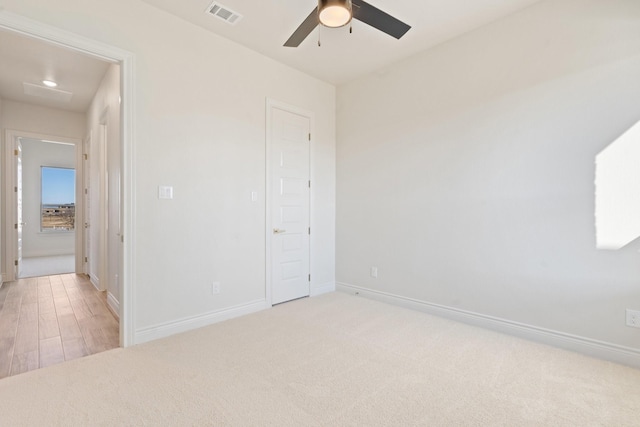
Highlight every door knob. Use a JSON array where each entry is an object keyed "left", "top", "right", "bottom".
[{"left": 273, "top": 228, "right": 286, "bottom": 234}]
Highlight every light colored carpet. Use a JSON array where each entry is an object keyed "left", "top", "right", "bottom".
[
  {"left": 19, "top": 255, "right": 75, "bottom": 278},
  {"left": 0, "top": 292, "right": 638, "bottom": 426}
]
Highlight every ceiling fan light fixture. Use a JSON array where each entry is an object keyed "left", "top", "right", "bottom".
[{"left": 318, "top": 0, "right": 352, "bottom": 28}]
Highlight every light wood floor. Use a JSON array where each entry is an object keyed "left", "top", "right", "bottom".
[{"left": 0, "top": 274, "right": 119, "bottom": 379}]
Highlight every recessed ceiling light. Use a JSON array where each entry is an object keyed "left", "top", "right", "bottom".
[{"left": 42, "top": 80, "right": 57, "bottom": 87}]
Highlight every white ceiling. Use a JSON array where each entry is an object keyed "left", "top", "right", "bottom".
[
  {"left": 141, "top": 0, "right": 542, "bottom": 85},
  {"left": 0, "top": 28, "right": 111, "bottom": 113},
  {"left": 0, "top": 0, "right": 543, "bottom": 111}
]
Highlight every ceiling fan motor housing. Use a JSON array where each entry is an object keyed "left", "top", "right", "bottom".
[
  {"left": 284, "top": 0, "right": 410, "bottom": 47},
  {"left": 318, "top": 0, "right": 353, "bottom": 28}
]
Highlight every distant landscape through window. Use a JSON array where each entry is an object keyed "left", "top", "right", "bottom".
[{"left": 41, "top": 166, "right": 76, "bottom": 231}]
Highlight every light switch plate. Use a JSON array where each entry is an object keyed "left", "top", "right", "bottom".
[
  {"left": 158, "top": 186, "right": 173, "bottom": 199},
  {"left": 626, "top": 309, "right": 640, "bottom": 328}
]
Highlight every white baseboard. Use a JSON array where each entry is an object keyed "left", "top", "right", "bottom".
[
  {"left": 336, "top": 282, "right": 640, "bottom": 369},
  {"left": 89, "top": 274, "right": 100, "bottom": 291},
  {"left": 107, "top": 292, "right": 120, "bottom": 320},
  {"left": 135, "top": 299, "right": 269, "bottom": 344},
  {"left": 310, "top": 280, "right": 335, "bottom": 297}
]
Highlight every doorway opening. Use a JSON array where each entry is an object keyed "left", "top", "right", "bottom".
[
  {"left": 0, "top": 11, "right": 135, "bottom": 378},
  {"left": 18, "top": 138, "right": 78, "bottom": 279}
]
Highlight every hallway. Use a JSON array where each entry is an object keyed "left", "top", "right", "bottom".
[{"left": 0, "top": 274, "right": 118, "bottom": 378}]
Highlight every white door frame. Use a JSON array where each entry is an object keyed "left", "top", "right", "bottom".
[
  {"left": 265, "top": 98, "right": 314, "bottom": 306},
  {"left": 4, "top": 130, "right": 82, "bottom": 280},
  {"left": 0, "top": 11, "right": 136, "bottom": 347}
]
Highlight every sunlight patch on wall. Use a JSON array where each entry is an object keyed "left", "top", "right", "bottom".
[{"left": 595, "top": 120, "right": 640, "bottom": 249}]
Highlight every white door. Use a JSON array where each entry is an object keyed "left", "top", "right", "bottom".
[
  {"left": 84, "top": 136, "right": 91, "bottom": 275},
  {"left": 88, "top": 126, "right": 103, "bottom": 289},
  {"left": 16, "top": 140, "right": 23, "bottom": 278},
  {"left": 269, "top": 106, "right": 311, "bottom": 305}
]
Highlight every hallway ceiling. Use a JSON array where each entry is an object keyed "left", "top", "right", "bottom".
[
  {"left": 141, "top": 0, "right": 542, "bottom": 85},
  {"left": 0, "top": 28, "right": 110, "bottom": 113}
]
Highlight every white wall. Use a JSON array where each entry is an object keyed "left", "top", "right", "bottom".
[
  {"left": 1, "top": 100, "right": 85, "bottom": 278},
  {"left": 337, "top": 0, "right": 640, "bottom": 350},
  {"left": 1, "top": 100, "right": 85, "bottom": 138},
  {"left": 20, "top": 139, "right": 76, "bottom": 257},
  {"left": 0, "top": 96, "right": 3, "bottom": 283},
  {"left": 0, "top": 0, "right": 336, "bottom": 339}
]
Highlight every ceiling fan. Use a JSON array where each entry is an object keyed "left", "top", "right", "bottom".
[{"left": 284, "top": 0, "right": 411, "bottom": 47}]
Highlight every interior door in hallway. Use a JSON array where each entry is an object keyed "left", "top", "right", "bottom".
[
  {"left": 83, "top": 136, "right": 91, "bottom": 275},
  {"left": 88, "top": 126, "right": 104, "bottom": 289},
  {"left": 16, "top": 140, "right": 23, "bottom": 278},
  {"left": 269, "top": 105, "right": 311, "bottom": 305}
]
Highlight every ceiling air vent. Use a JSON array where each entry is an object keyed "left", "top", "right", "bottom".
[{"left": 206, "top": 2, "right": 243, "bottom": 25}]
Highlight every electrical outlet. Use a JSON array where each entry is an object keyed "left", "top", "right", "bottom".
[
  {"left": 626, "top": 309, "right": 640, "bottom": 328},
  {"left": 370, "top": 267, "right": 378, "bottom": 278},
  {"left": 212, "top": 282, "right": 221, "bottom": 295}
]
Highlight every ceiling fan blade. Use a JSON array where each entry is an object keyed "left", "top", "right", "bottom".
[
  {"left": 284, "top": 7, "right": 319, "bottom": 47},
  {"left": 352, "top": 0, "right": 411, "bottom": 39}
]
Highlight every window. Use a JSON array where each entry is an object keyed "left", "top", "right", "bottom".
[{"left": 41, "top": 166, "right": 76, "bottom": 232}]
